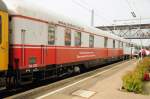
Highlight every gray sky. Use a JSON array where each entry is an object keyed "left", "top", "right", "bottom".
[{"left": 24, "top": 0, "right": 150, "bottom": 26}]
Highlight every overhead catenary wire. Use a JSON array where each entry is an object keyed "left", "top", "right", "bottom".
[
  {"left": 71, "top": 0, "right": 91, "bottom": 12},
  {"left": 125, "top": 0, "right": 135, "bottom": 15},
  {"left": 71, "top": 0, "right": 113, "bottom": 26},
  {"left": 71, "top": 0, "right": 116, "bottom": 35},
  {"left": 76, "top": 0, "right": 119, "bottom": 35},
  {"left": 125, "top": 0, "right": 133, "bottom": 11},
  {"left": 79, "top": 0, "right": 113, "bottom": 24}
]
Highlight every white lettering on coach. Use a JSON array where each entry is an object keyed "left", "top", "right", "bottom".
[{"left": 77, "top": 51, "right": 96, "bottom": 58}]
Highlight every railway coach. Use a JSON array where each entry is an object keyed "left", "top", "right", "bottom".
[{"left": 0, "top": 0, "right": 133, "bottom": 89}]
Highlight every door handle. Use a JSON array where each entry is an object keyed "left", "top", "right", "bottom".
[
  {"left": 1, "top": 42, "right": 8, "bottom": 49},
  {"left": 1, "top": 44, "right": 5, "bottom": 49}
]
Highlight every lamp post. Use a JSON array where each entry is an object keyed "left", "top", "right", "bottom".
[
  {"left": 91, "top": 9, "right": 94, "bottom": 27},
  {"left": 139, "top": 16, "right": 143, "bottom": 60},
  {"left": 130, "top": 11, "right": 143, "bottom": 60}
]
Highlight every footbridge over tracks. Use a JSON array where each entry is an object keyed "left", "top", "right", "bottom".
[
  {"left": 97, "top": 23, "right": 150, "bottom": 48},
  {"left": 97, "top": 24, "right": 150, "bottom": 39}
]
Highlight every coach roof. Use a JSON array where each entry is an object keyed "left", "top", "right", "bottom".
[
  {"left": 0, "top": 0, "right": 8, "bottom": 12},
  {"left": 4, "top": 0, "right": 128, "bottom": 42}
]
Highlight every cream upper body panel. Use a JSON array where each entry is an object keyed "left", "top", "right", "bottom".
[{"left": 3, "top": 0, "right": 130, "bottom": 44}]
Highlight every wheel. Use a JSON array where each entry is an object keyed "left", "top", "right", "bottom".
[{"left": 74, "top": 66, "right": 80, "bottom": 73}]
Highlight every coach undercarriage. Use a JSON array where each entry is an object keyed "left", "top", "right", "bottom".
[
  {"left": 0, "top": 72, "right": 6, "bottom": 90},
  {"left": 5, "top": 55, "right": 129, "bottom": 89}
]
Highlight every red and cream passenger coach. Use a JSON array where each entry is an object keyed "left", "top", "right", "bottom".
[{"left": 0, "top": 0, "right": 133, "bottom": 87}]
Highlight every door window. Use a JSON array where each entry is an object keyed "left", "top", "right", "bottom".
[
  {"left": 89, "top": 35, "right": 94, "bottom": 48},
  {"left": 48, "top": 25, "right": 55, "bottom": 45},
  {"left": 75, "top": 32, "right": 81, "bottom": 46},
  {"left": 65, "top": 28, "right": 71, "bottom": 46},
  {"left": 104, "top": 37, "right": 108, "bottom": 48}
]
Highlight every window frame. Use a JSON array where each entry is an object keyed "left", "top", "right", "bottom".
[
  {"left": 126, "top": 43, "right": 130, "bottom": 47},
  {"left": 121, "top": 42, "right": 123, "bottom": 48},
  {"left": 48, "top": 25, "right": 55, "bottom": 45},
  {"left": 104, "top": 37, "right": 108, "bottom": 48},
  {"left": 65, "top": 28, "right": 71, "bottom": 46},
  {"left": 75, "top": 31, "right": 81, "bottom": 46},
  {"left": 118, "top": 41, "right": 120, "bottom": 48},
  {"left": 113, "top": 40, "right": 115, "bottom": 48},
  {"left": 89, "top": 34, "right": 94, "bottom": 48}
]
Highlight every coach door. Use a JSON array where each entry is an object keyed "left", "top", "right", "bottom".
[
  {"left": 21, "top": 29, "right": 26, "bottom": 67},
  {"left": 0, "top": 11, "right": 9, "bottom": 71}
]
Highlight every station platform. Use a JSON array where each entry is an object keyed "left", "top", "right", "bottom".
[
  {"left": 35, "top": 60, "right": 149, "bottom": 99},
  {"left": 7, "top": 60, "right": 150, "bottom": 99}
]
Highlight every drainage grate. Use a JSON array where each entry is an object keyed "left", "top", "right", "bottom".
[{"left": 72, "top": 89, "right": 96, "bottom": 98}]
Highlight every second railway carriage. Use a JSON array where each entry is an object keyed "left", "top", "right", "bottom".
[{"left": 0, "top": 0, "right": 133, "bottom": 88}]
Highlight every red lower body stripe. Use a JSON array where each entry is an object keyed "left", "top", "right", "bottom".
[{"left": 9, "top": 45, "right": 123, "bottom": 70}]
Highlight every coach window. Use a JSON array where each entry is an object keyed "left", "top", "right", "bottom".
[
  {"left": 126, "top": 43, "right": 129, "bottom": 47},
  {"left": 113, "top": 40, "right": 115, "bottom": 48},
  {"left": 48, "top": 25, "right": 55, "bottom": 45},
  {"left": 121, "top": 42, "right": 123, "bottom": 48},
  {"left": 75, "top": 32, "right": 81, "bottom": 46},
  {"left": 65, "top": 28, "right": 71, "bottom": 46},
  {"left": 126, "top": 43, "right": 128, "bottom": 47},
  {"left": 118, "top": 41, "right": 120, "bottom": 48},
  {"left": 0, "top": 16, "right": 2, "bottom": 44},
  {"left": 104, "top": 37, "right": 108, "bottom": 48},
  {"left": 119, "top": 41, "right": 122, "bottom": 48},
  {"left": 130, "top": 44, "right": 133, "bottom": 47},
  {"left": 89, "top": 35, "right": 94, "bottom": 48}
]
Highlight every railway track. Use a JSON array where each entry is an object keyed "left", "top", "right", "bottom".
[{"left": 1, "top": 60, "right": 131, "bottom": 99}]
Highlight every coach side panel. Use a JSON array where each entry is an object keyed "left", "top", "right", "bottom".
[{"left": 9, "top": 16, "right": 56, "bottom": 70}]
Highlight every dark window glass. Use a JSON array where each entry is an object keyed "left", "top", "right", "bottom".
[
  {"left": 89, "top": 35, "right": 94, "bottom": 48},
  {"left": 65, "top": 28, "right": 71, "bottom": 46},
  {"left": 0, "top": 16, "right": 2, "bottom": 44},
  {"left": 104, "top": 37, "right": 108, "bottom": 48},
  {"left": 75, "top": 32, "right": 81, "bottom": 46},
  {"left": 48, "top": 26, "right": 55, "bottom": 45},
  {"left": 113, "top": 40, "right": 115, "bottom": 48}
]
